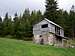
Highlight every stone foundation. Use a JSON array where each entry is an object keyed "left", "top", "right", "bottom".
[
  {"left": 33, "top": 33, "right": 56, "bottom": 45},
  {"left": 33, "top": 33, "right": 66, "bottom": 47}
]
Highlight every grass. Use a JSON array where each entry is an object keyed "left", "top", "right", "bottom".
[{"left": 0, "top": 38, "right": 75, "bottom": 56}]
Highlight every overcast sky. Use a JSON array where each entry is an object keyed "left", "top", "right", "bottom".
[{"left": 0, "top": 0, "right": 75, "bottom": 16}]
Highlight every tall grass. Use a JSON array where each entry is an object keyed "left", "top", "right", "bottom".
[{"left": 0, "top": 38, "right": 75, "bottom": 56}]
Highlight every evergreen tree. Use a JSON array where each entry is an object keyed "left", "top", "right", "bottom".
[
  {"left": 37, "top": 10, "right": 43, "bottom": 22},
  {"left": 69, "top": 5, "right": 75, "bottom": 38},
  {"left": 3, "top": 13, "right": 13, "bottom": 36},
  {"left": 22, "top": 9, "right": 32, "bottom": 38},
  {"left": 30, "top": 10, "right": 37, "bottom": 25},
  {"left": 63, "top": 11, "right": 71, "bottom": 37},
  {"left": 0, "top": 17, "right": 2, "bottom": 23},
  {"left": 8, "top": 16, "right": 14, "bottom": 35},
  {"left": 44, "top": 0, "right": 58, "bottom": 22},
  {"left": 4, "top": 12, "right": 8, "bottom": 21},
  {"left": 31, "top": 10, "right": 43, "bottom": 25},
  {"left": 22, "top": 9, "right": 30, "bottom": 21},
  {"left": 13, "top": 13, "right": 20, "bottom": 39},
  {"left": 56, "top": 9, "right": 65, "bottom": 26},
  {"left": 13, "top": 13, "right": 18, "bottom": 22},
  {"left": 3, "top": 13, "right": 9, "bottom": 35},
  {"left": 0, "top": 17, "right": 3, "bottom": 36}
]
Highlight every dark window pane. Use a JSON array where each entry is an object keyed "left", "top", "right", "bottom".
[
  {"left": 55, "top": 26, "right": 60, "bottom": 35},
  {"left": 41, "top": 24, "right": 48, "bottom": 28}
]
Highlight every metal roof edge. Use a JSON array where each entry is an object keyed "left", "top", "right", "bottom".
[{"left": 44, "top": 18, "right": 63, "bottom": 29}]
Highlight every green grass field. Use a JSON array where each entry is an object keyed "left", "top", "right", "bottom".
[{"left": 0, "top": 38, "right": 75, "bottom": 56}]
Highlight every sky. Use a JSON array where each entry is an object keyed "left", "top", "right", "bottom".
[{"left": 0, "top": 0, "right": 75, "bottom": 16}]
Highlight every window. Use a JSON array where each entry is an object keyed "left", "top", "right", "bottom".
[
  {"left": 41, "top": 24, "right": 48, "bottom": 28},
  {"left": 55, "top": 26, "right": 60, "bottom": 35}
]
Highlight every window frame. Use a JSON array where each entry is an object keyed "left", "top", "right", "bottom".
[{"left": 41, "top": 24, "right": 48, "bottom": 28}]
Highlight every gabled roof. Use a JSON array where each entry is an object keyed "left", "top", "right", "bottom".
[
  {"left": 33, "top": 18, "right": 63, "bottom": 29},
  {"left": 44, "top": 18, "right": 63, "bottom": 29}
]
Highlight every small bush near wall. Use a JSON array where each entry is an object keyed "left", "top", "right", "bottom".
[{"left": 66, "top": 39, "right": 75, "bottom": 48}]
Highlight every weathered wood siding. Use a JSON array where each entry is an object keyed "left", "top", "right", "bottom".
[
  {"left": 33, "top": 20, "right": 55, "bottom": 35},
  {"left": 33, "top": 19, "right": 64, "bottom": 37},
  {"left": 49, "top": 24, "right": 55, "bottom": 33}
]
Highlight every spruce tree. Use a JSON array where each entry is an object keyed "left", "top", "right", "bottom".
[
  {"left": 3, "top": 13, "right": 9, "bottom": 35},
  {"left": 3, "top": 13, "right": 13, "bottom": 36},
  {"left": 37, "top": 10, "right": 43, "bottom": 22},
  {"left": 0, "top": 17, "right": 2, "bottom": 36},
  {"left": 0, "top": 17, "right": 2, "bottom": 23},
  {"left": 44, "top": 0, "right": 58, "bottom": 22},
  {"left": 22, "top": 9, "right": 30, "bottom": 21},
  {"left": 69, "top": 5, "right": 75, "bottom": 38},
  {"left": 13, "top": 13, "right": 20, "bottom": 39},
  {"left": 4, "top": 12, "right": 9, "bottom": 21}
]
